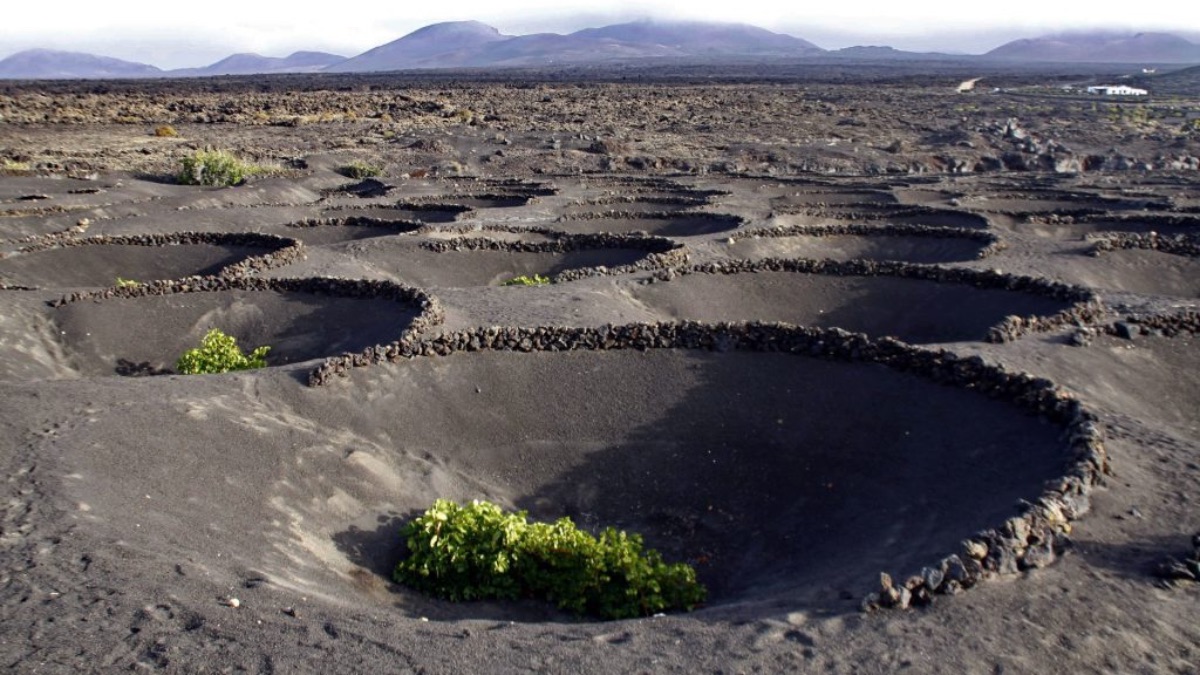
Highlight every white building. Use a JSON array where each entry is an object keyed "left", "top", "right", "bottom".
[{"left": 1086, "top": 85, "right": 1149, "bottom": 96}]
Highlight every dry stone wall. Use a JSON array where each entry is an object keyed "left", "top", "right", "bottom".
[
  {"left": 14, "top": 231, "right": 305, "bottom": 278},
  {"left": 643, "top": 258, "right": 1104, "bottom": 343},
  {"left": 306, "top": 320, "right": 1108, "bottom": 611},
  {"left": 417, "top": 230, "right": 688, "bottom": 283},
  {"left": 1088, "top": 231, "right": 1200, "bottom": 258},
  {"left": 730, "top": 223, "right": 1006, "bottom": 259},
  {"left": 48, "top": 276, "right": 444, "bottom": 347}
]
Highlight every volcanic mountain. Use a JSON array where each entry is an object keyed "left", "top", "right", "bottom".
[
  {"left": 13, "top": 23, "right": 1200, "bottom": 80},
  {"left": 985, "top": 31, "right": 1200, "bottom": 63},
  {"left": 328, "top": 19, "right": 825, "bottom": 72},
  {"left": 568, "top": 20, "right": 823, "bottom": 57},
  {"left": 173, "top": 51, "right": 346, "bottom": 77},
  {"left": 326, "top": 21, "right": 510, "bottom": 72},
  {"left": 0, "top": 48, "right": 162, "bottom": 79}
]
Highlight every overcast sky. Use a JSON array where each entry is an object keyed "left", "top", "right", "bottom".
[{"left": 3, "top": 1, "right": 1198, "bottom": 69}]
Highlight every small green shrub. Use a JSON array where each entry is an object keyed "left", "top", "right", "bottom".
[
  {"left": 339, "top": 160, "right": 382, "bottom": 179},
  {"left": 115, "top": 277, "right": 140, "bottom": 288},
  {"left": 175, "top": 328, "right": 270, "bottom": 375},
  {"left": 501, "top": 274, "right": 551, "bottom": 287},
  {"left": 394, "top": 499, "right": 706, "bottom": 620},
  {"left": 1, "top": 158, "right": 31, "bottom": 173},
  {"left": 177, "top": 149, "right": 260, "bottom": 187}
]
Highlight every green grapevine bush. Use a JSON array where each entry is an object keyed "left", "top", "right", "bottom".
[
  {"left": 175, "top": 328, "right": 270, "bottom": 375},
  {"left": 394, "top": 499, "right": 706, "bottom": 620},
  {"left": 501, "top": 274, "right": 551, "bottom": 287},
  {"left": 339, "top": 160, "right": 383, "bottom": 179},
  {"left": 177, "top": 149, "right": 261, "bottom": 187}
]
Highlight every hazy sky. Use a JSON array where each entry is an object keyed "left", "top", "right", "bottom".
[{"left": 3, "top": 1, "right": 1198, "bottom": 68}]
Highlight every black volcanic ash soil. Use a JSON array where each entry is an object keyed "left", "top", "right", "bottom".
[
  {"left": 633, "top": 269, "right": 1075, "bottom": 344},
  {"left": 50, "top": 288, "right": 421, "bottom": 376},
  {"left": 726, "top": 232, "right": 990, "bottom": 264},
  {"left": 48, "top": 346, "right": 1070, "bottom": 619},
  {"left": 554, "top": 213, "right": 741, "bottom": 237},
  {"left": 0, "top": 240, "right": 281, "bottom": 289},
  {"left": 343, "top": 237, "right": 655, "bottom": 287}
]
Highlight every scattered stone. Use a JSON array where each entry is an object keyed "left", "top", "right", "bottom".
[
  {"left": 921, "top": 565, "right": 944, "bottom": 591},
  {"left": 1114, "top": 322, "right": 1139, "bottom": 340},
  {"left": 1020, "top": 541, "right": 1057, "bottom": 570},
  {"left": 987, "top": 543, "right": 1020, "bottom": 575},
  {"left": 1154, "top": 534, "right": 1200, "bottom": 587},
  {"left": 339, "top": 178, "right": 393, "bottom": 198},
  {"left": 1069, "top": 327, "right": 1095, "bottom": 346},
  {"left": 963, "top": 539, "right": 988, "bottom": 560}
]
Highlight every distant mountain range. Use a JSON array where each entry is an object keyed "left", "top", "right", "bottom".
[
  {"left": 2, "top": 22, "right": 1199, "bottom": 79},
  {"left": 985, "top": 32, "right": 1200, "bottom": 63},
  {"left": 326, "top": 20, "right": 823, "bottom": 72},
  {"left": 0, "top": 47, "right": 345, "bottom": 80},
  {"left": 0, "top": 48, "right": 163, "bottom": 79},
  {"left": 173, "top": 51, "right": 345, "bottom": 77}
]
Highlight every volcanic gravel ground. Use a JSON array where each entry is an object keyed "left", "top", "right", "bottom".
[
  {"left": 631, "top": 270, "right": 1075, "bottom": 344},
  {"left": 725, "top": 232, "right": 989, "bottom": 263},
  {"left": 0, "top": 73, "right": 1197, "bottom": 673},
  {"left": 339, "top": 238, "right": 653, "bottom": 287},
  {"left": 0, "top": 243, "right": 278, "bottom": 289},
  {"left": 51, "top": 289, "right": 421, "bottom": 376},
  {"left": 553, "top": 213, "right": 742, "bottom": 237}
]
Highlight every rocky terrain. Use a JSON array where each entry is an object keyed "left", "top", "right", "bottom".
[
  {"left": 0, "top": 70, "right": 1197, "bottom": 672},
  {"left": 1, "top": 70, "right": 1197, "bottom": 179}
]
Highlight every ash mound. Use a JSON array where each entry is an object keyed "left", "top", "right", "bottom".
[
  {"left": 954, "top": 191, "right": 1158, "bottom": 217},
  {"left": 319, "top": 203, "right": 469, "bottom": 224},
  {"left": 770, "top": 188, "right": 898, "bottom": 209},
  {"left": 345, "top": 233, "right": 680, "bottom": 287},
  {"left": 49, "top": 279, "right": 430, "bottom": 377},
  {"left": 772, "top": 203, "right": 992, "bottom": 230},
  {"left": 885, "top": 208, "right": 991, "bottom": 230},
  {"left": 0, "top": 233, "right": 296, "bottom": 289},
  {"left": 1055, "top": 248, "right": 1200, "bottom": 299},
  {"left": 635, "top": 263, "right": 1082, "bottom": 344},
  {"left": 65, "top": 334, "right": 1074, "bottom": 620},
  {"left": 1021, "top": 213, "right": 1200, "bottom": 240},
  {"left": 561, "top": 197, "right": 710, "bottom": 216},
  {"left": 555, "top": 213, "right": 742, "bottom": 237},
  {"left": 261, "top": 216, "right": 425, "bottom": 246},
  {"left": 727, "top": 225, "right": 997, "bottom": 264}
]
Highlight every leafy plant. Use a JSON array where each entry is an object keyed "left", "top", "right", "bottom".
[
  {"left": 501, "top": 274, "right": 551, "bottom": 287},
  {"left": 1, "top": 158, "right": 31, "bottom": 173},
  {"left": 394, "top": 499, "right": 706, "bottom": 620},
  {"left": 175, "top": 328, "right": 270, "bottom": 375},
  {"left": 338, "top": 160, "right": 382, "bottom": 180},
  {"left": 115, "top": 277, "right": 140, "bottom": 288},
  {"left": 177, "top": 149, "right": 262, "bottom": 187}
]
